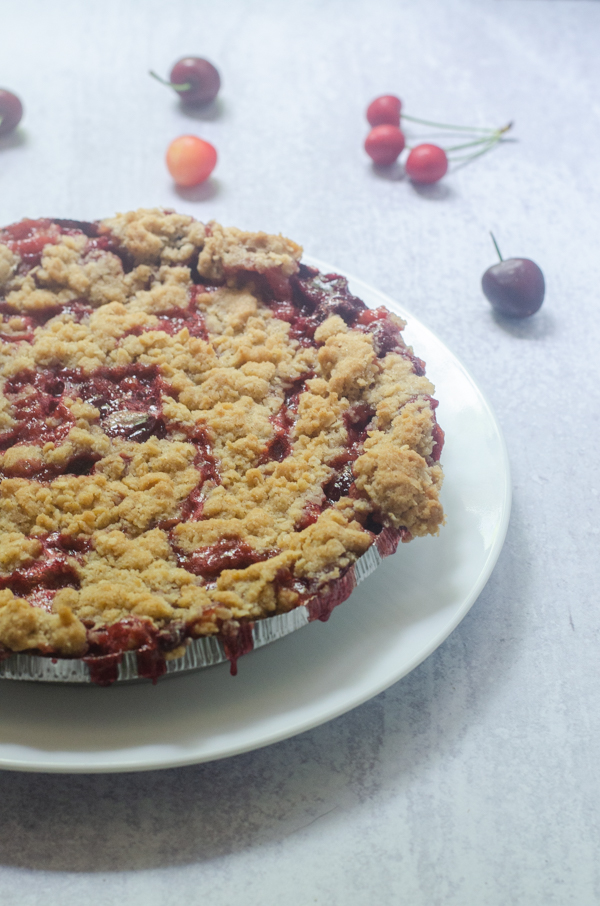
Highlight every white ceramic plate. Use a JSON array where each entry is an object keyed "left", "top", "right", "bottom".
[{"left": 0, "top": 260, "right": 511, "bottom": 773}]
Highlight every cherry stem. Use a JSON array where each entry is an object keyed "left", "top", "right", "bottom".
[
  {"left": 449, "top": 131, "right": 516, "bottom": 165},
  {"left": 490, "top": 232, "right": 503, "bottom": 262},
  {"left": 149, "top": 70, "right": 191, "bottom": 93},
  {"left": 445, "top": 136, "right": 499, "bottom": 152},
  {"left": 407, "top": 132, "right": 510, "bottom": 160},
  {"left": 445, "top": 124, "right": 513, "bottom": 153},
  {"left": 401, "top": 113, "right": 498, "bottom": 133}
]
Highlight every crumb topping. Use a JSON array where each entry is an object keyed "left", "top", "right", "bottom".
[{"left": 0, "top": 209, "right": 444, "bottom": 662}]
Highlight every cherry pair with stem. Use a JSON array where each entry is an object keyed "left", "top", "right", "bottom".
[{"left": 365, "top": 94, "right": 513, "bottom": 183}]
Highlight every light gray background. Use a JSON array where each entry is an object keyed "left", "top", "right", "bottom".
[{"left": 1, "top": 0, "right": 599, "bottom": 903}]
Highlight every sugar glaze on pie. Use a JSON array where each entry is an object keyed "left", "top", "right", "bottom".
[{"left": 0, "top": 209, "right": 444, "bottom": 683}]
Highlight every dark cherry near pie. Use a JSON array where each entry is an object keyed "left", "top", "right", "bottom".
[{"left": 0, "top": 209, "right": 444, "bottom": 684}]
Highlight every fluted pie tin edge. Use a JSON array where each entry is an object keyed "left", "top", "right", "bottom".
[{"left": 0, "top": 527, "right": 395, "bottom": 685}]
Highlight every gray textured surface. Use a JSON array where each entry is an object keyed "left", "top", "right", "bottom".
[{"left": 1, "top": 0, "right": 599, "bottom": 903}]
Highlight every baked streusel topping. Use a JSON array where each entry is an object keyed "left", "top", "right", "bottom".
[{"left": 0, "top": 209, "right": 444, "bottom": 681}]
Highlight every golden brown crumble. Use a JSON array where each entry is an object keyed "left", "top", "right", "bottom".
[{"left": 0, "top": 208, "right": 444, "bottom": 662}]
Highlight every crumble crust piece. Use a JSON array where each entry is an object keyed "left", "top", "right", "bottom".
[{"left": 0, "top": 209, "right": 444, "bottom": 680}]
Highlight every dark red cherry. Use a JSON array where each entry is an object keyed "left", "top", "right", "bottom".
[
  {"left": 169, "top": 57, "right": 221, "bottom": 106},
  {"left": 0, "top": 89, "right": 23, "bottom": 137},
  {"left": 482, "top": 258, "right": 545, "bottom": 318}
]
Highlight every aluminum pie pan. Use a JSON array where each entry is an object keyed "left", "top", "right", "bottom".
[{"left": 0, "top": 528, "right": 401, "bottom": 684}]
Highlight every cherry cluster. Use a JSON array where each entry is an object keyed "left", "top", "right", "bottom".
[
  {"left": 365, "top": 97, "right": 544, "bottom": 316},
  {"left": 364, "top": 94, "right": 512, "bottom": 185},
  {"left": 365, "top": 95, "right": 447, "bottom": 184}
]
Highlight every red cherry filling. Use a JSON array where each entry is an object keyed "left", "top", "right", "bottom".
[
  {"left": 0, "top": 554, "right": 79, "bottom": 598},
  {"left": 0, "top": 300, "right": 95, "bottom": 341},
  {"left": 268, "top": 267, "right": 367, "bottom": 345},
  {"left": 356, "top": 307, "right": 387, "bottom": 326},
  {"left": 307, "top": 567, "right": 357, "bottom": 623},
  {"left": 293, "top": 269, "right": 367, "bottom": 325},
  {"left": 259, "top": 376, "right": 313, "bottom": 465},
  {"left": 431, "top": 422, "right": 444, "bottom": 462},
  {"left": 425, "top": 396, "right": 444, "bottom": 463},
  {"left": 294, "top": 502, "right": 321, "bottom": 532},
  {"left": 0, "top": 533, "right": 91, "bottom": 613},
  {"left": 322, "top": 461, "right": 355, "bottom": 503},
  {"left": 177, "top": 486, "right": 206, "bottom": 524},
  {"left": 60, "top": 300, "right": 95, "bottom": 322},
  {"left": 269, "top": 271, "right": 426, "bottom": 376},
  {"left": 175, "top": 425, "right": 221, "bottom": 524},
  {"left": 0, "top": 219, "right": 62, "bottom": 271},
  {"left": 67, "top": 365, "right": 170, "bottom": 439},
  {"left": 3, "top": 358, "right": 221, "bottom": 516},
  {"left": 0, "top": 218, "right": 129, "bottom": 276},
  {"left": 0, "top": 308, "right": 37, "bottom": 343},
  {"left": 175, "top": 538, "right": 278, "bottom": 580},
  {"left": 322, "top": 403, "right": 375, "bottom": 504},
  {"left": 344, "top": 402, "right": 375, "bottom": 444},
  {"left": 1, "top": 364, "right": 175, "bottom": 478},
  {"left": 0, "top": 384, "right": 76, "bottom": 453},
  {"left": 186, "top": 427, "right": 220, "bottom": 485},
  {"left": 357, "top": 308, "right": 425, "bottom": 370},
  {"left": 83, "top": 618, "right": 167, "bottom": 686},
  {"left": 219, "top": 620, "right": 255, "bottom": 676}
]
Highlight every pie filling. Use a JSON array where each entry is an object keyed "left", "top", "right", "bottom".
[{"left": 0, "top": 210, "right": 444, "bottom": 684}]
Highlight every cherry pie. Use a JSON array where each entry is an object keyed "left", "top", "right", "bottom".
[{"left": 0, "top": 209, "right": 444, "bottom": 684}]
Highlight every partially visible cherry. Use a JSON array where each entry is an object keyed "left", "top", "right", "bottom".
[
  {"left": 150, "top": 57, "right": 221, "bottom": 106},
  {"left": 482, "top": 234, "right": 545, "bottom": 318},
  {"left": 365, "top": 124, "right": 405, "bottom": 166},
  {"left": 367, "top": 95, "right": 402, "bottom": 127},
  {"left": 0, "top": 89, "right": 23, "bottom": 138}
]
